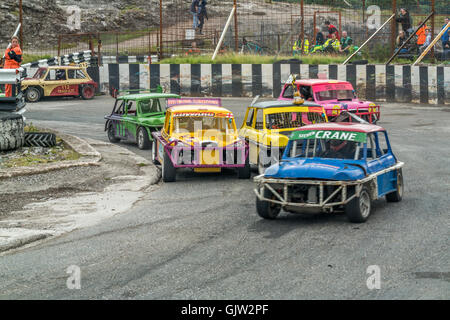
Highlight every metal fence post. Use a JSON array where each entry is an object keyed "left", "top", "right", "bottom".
[
  {"left": 301, "top": 0, "right": 304, "bottom": 51},
  {"left": 234, "top": 0, "right": 239, "bottom": 52},
  {"left": 431, "top": 0, "right": 435, "bottom": 58},
  {"left": 57, "top": 35, "right": 61, "bottom": 58},
  {"left": 159, "top": 0, "right": 163, "bottom": 60},
  {"left": 391, "top": 0, "right": 397, "bottom": 56},
  {"left": 116, "top": 32, "right": 119, "bottom": 63}
]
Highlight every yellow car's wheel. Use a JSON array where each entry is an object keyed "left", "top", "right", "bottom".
[
  {"left": 80, "top": 85, "right": 95, "bottom": 100},
  {"left": 25, "top": 87, "right": 41, "bottom": 103}
]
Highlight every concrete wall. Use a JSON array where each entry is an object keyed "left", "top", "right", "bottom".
[
  {"left": 23, "top": 55, "right": 450, "bottom": 105},
  {"left": 97, "top": 63, "right": 449, "bottom": 105}
]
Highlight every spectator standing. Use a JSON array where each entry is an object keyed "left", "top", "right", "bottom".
[
  {"left": 315, "top": 27, "right": 324, "bottom": 46},
  {"left": 416, "top": 21, "right": 428, "bottom": 47},
  {"left": 396, "top": 8, "right": 413, "bottom": 36},
  {"left": 190, "top": 0, "right": 199, "bottom": 29},
  {"left": 197, "top": 0, "right": 208, "bottom": 35},
  {"left": 325, "top": 21, "right": 339, "bottom": 40},
  {"left": 339, "top": 31, "right": 353, "bottom": 54},
  {"left": 3, "top": 36, "right": 22, "bottom": 97}
]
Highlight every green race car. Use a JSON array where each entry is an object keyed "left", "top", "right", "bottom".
[{"left": 104, "top": 91, "right": 180, "bottom": 149}]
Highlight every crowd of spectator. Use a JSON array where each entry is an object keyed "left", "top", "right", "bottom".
[
  {"left": 394, "top": 8, "right": 449, "bottom": 60},
  {"left": 293, "top": 20, "right": 357, "bottom": 55}
]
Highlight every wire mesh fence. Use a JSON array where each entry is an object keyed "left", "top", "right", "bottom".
[{"left": 52, "top": 0, "right": 449, "bottom": 62}]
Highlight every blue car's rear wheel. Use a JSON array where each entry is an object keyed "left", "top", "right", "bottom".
[
  {"left": 386, "top": 169, "right": 403, "bottom": 202},
  {"left": 256, "top": 187, "right": 281, "bottom": 219}
]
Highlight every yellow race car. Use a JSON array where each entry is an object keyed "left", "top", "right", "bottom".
[
  {"left": 239, "top": 99, "right": 328, "bottom": 174},
  {"left": 21, "top": 64, "right": 97, "bottom": 102},
  {"left": 151, "top": 98, "right": 250, "bottom": 182}
]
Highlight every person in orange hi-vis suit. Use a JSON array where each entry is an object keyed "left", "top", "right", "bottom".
[
  {"left": 3, "top": 36, "right": 23, "bottom": 97},
  {"left": 416, "top": 23, "right": 428, "bottom": 46}
]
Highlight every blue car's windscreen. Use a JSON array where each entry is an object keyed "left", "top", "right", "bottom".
[
  {"left": 289, "top": 130, "right": 366, "bottom": 160},
  {"left": 290, "top": 139, "right": 363, "bottom": 160}
]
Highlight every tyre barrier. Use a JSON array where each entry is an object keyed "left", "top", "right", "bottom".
[
  {"left": 0, "top": 113, "right": 25, "bottom": 151},
  {"left": 24, "top": 132, "right": 57, "bottom": 148}
]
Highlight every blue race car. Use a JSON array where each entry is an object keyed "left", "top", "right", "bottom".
[{"left": 254, "top": 122, "right": 404, "bottom": 223}]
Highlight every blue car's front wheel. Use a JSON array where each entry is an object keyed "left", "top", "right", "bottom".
[
  {"left": 345, "top": 187, "right": 372, "bottom": 223},
  {"left": 256, "top": 187, "right": 281, "bottom": 219}
]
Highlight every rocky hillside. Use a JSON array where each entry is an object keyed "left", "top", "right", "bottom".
[
  {"left": 0, "top": 0, "right": 234, "bottom": 50},
  {"left": 0, "top": 0, "right": 164, "bottom": 49}
]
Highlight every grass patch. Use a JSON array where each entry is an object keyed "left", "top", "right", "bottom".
[
  {"left": 0, "top": 140, "right": 80, "bottom": 169},
  {"left": 159, "top": 54, "right": 298, "bottom": 64},
  {"left": 159, "top": 52, "right": 442, "bottom": 65},
  {"left": 137, "top": 163, "right": 148, "bottom": 167},
  {"left": 24, "top": 122, "right": 39, "bottom": 133}
]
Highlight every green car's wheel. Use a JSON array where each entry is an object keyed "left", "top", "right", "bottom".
[
  {"left": 137, "top": 127, "right": 151, "bottom": 150},
  {"left": 107, "top": 122, "right": 120, "bottom": 143},
  {"left": 345, "top": 187, "right": 372, "bottom": 223},
  {"left": 162, "top": 151, "right": 176, "bottom": 182},
  {"left": 256, "top": 187, "right": 281, "bottom": 219},
  {"left": 386, "top": 169, "right": 403, "bottom": 202}
]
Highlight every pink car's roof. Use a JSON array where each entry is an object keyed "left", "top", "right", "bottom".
[{"left": 296, "top": 122, "right": 385, "bottom": 133}]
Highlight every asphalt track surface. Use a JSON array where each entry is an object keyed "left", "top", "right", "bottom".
[{"left": 0, "top": 96, "right": 449, "bottom": 299}]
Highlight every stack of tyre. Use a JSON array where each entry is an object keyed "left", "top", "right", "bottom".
[{"left": 0, "top": 112, "right": 24, "bottom": 151}]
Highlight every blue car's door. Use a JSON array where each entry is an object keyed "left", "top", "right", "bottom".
[{"left": 367, "top": 132, "right": 397, "bottom": 198}]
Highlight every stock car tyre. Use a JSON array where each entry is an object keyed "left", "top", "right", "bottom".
[
  {"left": 80, "top": 84, "right": 95, "bottom": 100},
  {"left": 345, "top": 186, "right": 372, "bottom": 223},
  {"left": 237, "top": 155, "right": 251, "bottom": 179},
  {"left": 137, "top": 127, "right": 151, "bottom": 150},
  {"left": 256, "top": 187, "right": 281, "bottom": 219},
  {"left": 25, "top": 87, "right": 41, "bottom": 103},
  {"left": 151, "top": 141, "right": 160, "bottom": 165},
  {"left": 0, "top": 113, "right": 25, "bottom": 151},
  {"left": 257, "top": 150, "right": 270, "bottom": 175},
  {"left": 386, "top": 169, "right": 404, "bottom": 202},
  {"left": 24, "top": 132, "right": 56, "bottom": 148},
  {"left": 107, "top": 123, "right": 120, "bottom": 143},
  {"left": 162, "top": 151, "right": 176, "bottom": 182}
]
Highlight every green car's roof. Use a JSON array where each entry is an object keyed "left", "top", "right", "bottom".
[{"left": 118, "top": 93, "right": 180, "bottom": 101}]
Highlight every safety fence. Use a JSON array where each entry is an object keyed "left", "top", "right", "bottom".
[{"left": 27, "top": 0, "right": 450, "bottom": 62}]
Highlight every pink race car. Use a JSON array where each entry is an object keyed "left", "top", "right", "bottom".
[{"left": 278, "top": 78, "right": 380, "bottom": 124}]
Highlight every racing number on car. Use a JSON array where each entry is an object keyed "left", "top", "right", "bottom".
[
  {"left": 332, "top": 105, "right": 341, "bottom": 116},
  {"left": 51, "top": 85, "right": 78, "bottom": 96},
  {"left": 116, "top": 122, "right": 125, "bottom": 137}
]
